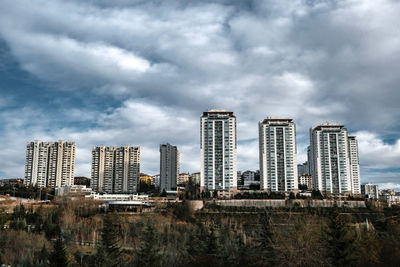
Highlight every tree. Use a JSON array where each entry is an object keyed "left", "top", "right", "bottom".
[
  {"left": 134, "top": 221, "right": 161, "bottom": 267},
  {"left": 256, "top": 211, "right": 277, "bottom": 266},
  {"left": 311, "top": 190, "right": 324, "bottom": 199},
  {"left": 352, "top": 225, "right": 381, "bottom": 266},
  {"left": 49, "top": 236, "right": 69, "bottom": 267},
  {"left": 35, "top": 244, "right": 49, "bottom": 266},
  {"left": 206, "top": 223, "right": 220, "bottom": 255},
  {"left": 95, "top": 213, "right": 123, "bottom": 267},
  {"left": 326, "top": 210, "right": 353, "bottom": 266},
  {"left": 160, "top": 189, "right": 167, "bottom": 197}
]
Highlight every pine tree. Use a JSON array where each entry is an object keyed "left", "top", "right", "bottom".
[
  {"left": 257, "top": 210, "right": 277, "bottom": 266},
  {"left": 326, "top": 209, "right": 353, "bottom": 266},
  {"left": 206, "top": 222, "right": 220, "bottom": 255},
  {"left": 96, "top": 213, "right": 122, "bottom": 267},
  {"left": 49, "top": 236, "right": 69, "bottom": 267},
  {"left": 134, "top": 221, "right": 161, "bottom": 267},
  {"left": 352, "top": 225, "right": 381, "bottom": 266},
  {"left": 35, "top": 244, "right": 49, "bottom": 266}
]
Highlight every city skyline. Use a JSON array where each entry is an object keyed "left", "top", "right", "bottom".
[{"left": 1, "top": 0, "right": 400, "bottom": 190}]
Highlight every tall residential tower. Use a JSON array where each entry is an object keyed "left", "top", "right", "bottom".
[
  {"left": 310, "top": 124, "right": 351, "bottom": 194},
  {"left": 24, "top": 140, "right": 76, "bottom": 188},
  {"left": 258, "top": 118, "right": 298, "bottom": 191},
  {"left": 348, "top": 136, "right": 361, "bottom": 194},
  {"left": 160, "top": 143, "right": 179, "bottom": 192},
  {"left": 91, "top": 146, "right": 140, "bottom": 193},
  {"left": 200, "top": 110, "right": 237, "bottom": 191}
]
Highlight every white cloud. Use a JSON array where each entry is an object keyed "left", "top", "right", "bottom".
[
  {"left": 0, "top": 0, "right": 400, "bottom": 189},
  {"left": 356, "top": 131, "right": 400, "bottom": 169}
]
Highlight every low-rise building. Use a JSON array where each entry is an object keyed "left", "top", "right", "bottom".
[
  {"left": 379, "top": 190, "right": 400, "bottom": 206},
  {"left": 361, "top": 183, "right": 379, "bottom": 199},
  {"left": 55, "top": 185, "right": 92, "bottom": 196},
  {"left": 298, "top": 174, "right": 312, "bottom": 189},
  {"left": 191, "top": 172, "right": 200, "bottom": 185},
  {"left": 178, "top": 173, "right": 190, "bottom": 186},
  {"left": 140, "top": 174, "right": 152, "bottom": 185}
]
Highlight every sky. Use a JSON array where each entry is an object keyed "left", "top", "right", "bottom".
[{"left": 0, "top": 0, "right": 400, "bottom": 190}]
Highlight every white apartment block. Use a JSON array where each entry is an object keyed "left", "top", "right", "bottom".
[
  {"left": 310, "top": 124, "right": 352, "bottom": 194},
  {"left": 91, "top": 146, "right": 140, "bottom": 194},
  {"left": 259, "top": 118, "right": 298, "bottom": 191},
  {"left": 348, "top": 136, "right": 361, "bottom": 194},
  {"left": 160, "top": 144, "right": 179, "bottom": 192},
  {"left": 178, "top": 173, "right": 189, "bottom": 186},
  {"left": 361, "top": 183, "right": 378, "bottom": 199},
  {"left": 200, "top": 110, "right": 237, "bottom": 191},
  {"left": 24, "top": 141, "right": 75, "bottom": 188}
]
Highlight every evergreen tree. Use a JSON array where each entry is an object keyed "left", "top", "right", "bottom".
[
  {"left": 49, "top": 236, "right": 69, "bottom": 267},
  {"left": 206, "top": 222, "right": 220, "bottom": 255},
  {"left": 326, "top": 209, "right": 353, "bottom": 266},
  {"left": 160, "top": 189, "right": 167, "bottom": 197},
  {"left": 352, "top": 225, "right": 381, "bottom": 266},
  {"left": 134, "top": 221, "right": 161, "bottom": 267},
  {"left": 256, "top": 211, "right": 277, "bottom": 266},
  {"left": 35, "top": 244, "right": 49, "bottom": 266},
  {"left": 96, "top": 213, "right": 122, "bottom": 267}
]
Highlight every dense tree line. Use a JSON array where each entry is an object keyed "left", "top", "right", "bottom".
[
  {"left": 0, "top": 183, "right": 54, "bottom": 200},
  {"left": 0, "top": 199, "right": 399, "bottom": 266}
]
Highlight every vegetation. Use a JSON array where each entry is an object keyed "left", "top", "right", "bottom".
[
  {"left": 0, "top": 183, "right": 55, "bottom": 200},
  {"left": 0, "top": 197, "right": 400, "bottom": 266}
]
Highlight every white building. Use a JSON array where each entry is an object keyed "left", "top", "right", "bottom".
[
  {"left": 310, "top": 124, "right": 351, "bottom": 194},
  {"left": 298, "top": 174, "right": 312, "bottom": 189},
  {"left": 152, "top": 174, "right": 160, "bottom": 188},
  {"left": 160, "top": 144, "right": 179, "bottom": 192},
  {"left": 241, "top": 170, "right": 259, "bottom": 188},
  {"left": 200, "top": 110, "right": 237, "bottom": 191},
  {"left": 24, "top": 141, "right": 75, "bottom": 188},
  {"left": 348, "top": 136, "right": 361, "bottom": 194},
  {"left": 190, "top": 172, "right": 200, "bottom": 185},
  {"left": 178, "top": 173, "right": 189, "bottom": 186},
  {"left": 91, "top": 146, "right": 140, "bottom": 194},
  {"left": 361, "top": 183, "right": 378, "bottom": 199},
  {"left": 259, "top": 118, "right": 298, "bottom": 192}
]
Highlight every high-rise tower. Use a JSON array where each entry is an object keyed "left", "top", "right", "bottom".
[
  {"left": 160, "top": 143, "right": 179, "bottom": 192},
  {"left": 200, "top": 110, "right": 237, "bottom": 191},
  {"left": 258, "top": 118, "right": 298, "bottom": 191},
  {"left": 310, "top": 124, "right": 351, "bottom": 194},
  {"left": 91, "top": 146, "right": 140, "bottom": 193},
  {"left": 24, "top": 140, "right": 75, "bottom": 188},
  {"left": 348, "top": 136, "right": 361, "bottom": 194}
]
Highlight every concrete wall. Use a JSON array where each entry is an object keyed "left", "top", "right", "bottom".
[{"left": 211, "top": 199, "right": 366, "bottom": 208}]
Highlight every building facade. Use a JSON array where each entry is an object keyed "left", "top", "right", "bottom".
[
  {"left": 178, "top": 173, "right": 190, "bottom": 186},
  {"left": 91, "top": 146, "right": 140, "bottom": 194},
  {"left": 297, "top": 162, "right": 310, "bottom": 176},
  {"left": 348, "top": 136, "right": 361, "bottom": 194},
  {"left": 298, "top": 174, "right": 312, "bottom": 189},
  {"left": 310, "top": 124, "right": 352, "bottom": 194},
  {"left": 361, "top": 183, "right": 379, "bottom": 199},
  {"left": 160, "top": 143, "right": 179, "bottom": 192},
  {"left": 24, "top": 141, "right": 75, "bottom": 188},
  {"left": 190, "top": 172, "right": 200, "bottom": 185},
  {"left": 259, "top": 118, "right": 298, "bottom": 191},
  {"left": 200, "top": 110, "right": 237, "bottom": 191}
]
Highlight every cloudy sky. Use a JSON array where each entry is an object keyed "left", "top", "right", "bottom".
[{"left": 0, "top": 0, "right": 400, "bottom": 189}]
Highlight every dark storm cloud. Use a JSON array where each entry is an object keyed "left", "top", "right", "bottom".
[{"left": 0, "top": 0, "right": 399, "bottom": 187}]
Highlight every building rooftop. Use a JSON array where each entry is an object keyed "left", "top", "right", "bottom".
[
  {"left": 312, "top": 123, "right": 344, "bottom": 131},
  {"left": 202, "top": 109, "right": 234, "bottom": 116},
  {"left": 261, "top": 117, "right": 293, "bottom": 124}
]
